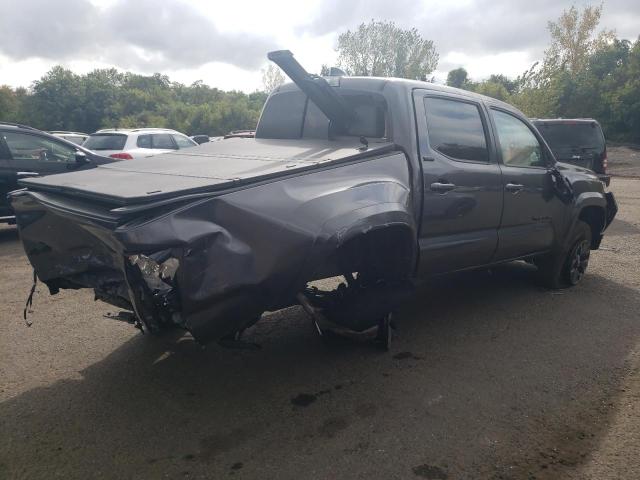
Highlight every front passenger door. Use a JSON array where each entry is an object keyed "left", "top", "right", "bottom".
[
  {"left": 490, "top": 109, "right": 566, "bottom": 260},
  {"left": 3, "top": 131, "right": 78, "bottom": 176}
]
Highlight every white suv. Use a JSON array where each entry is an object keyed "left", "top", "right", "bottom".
[{"left": 82, "top": 128, "right": 197, "bottom": 160}]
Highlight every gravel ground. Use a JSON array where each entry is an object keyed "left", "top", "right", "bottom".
[
  {"left": 1, "top": 178, "right": 639, "bottom": 480},
  {"left": 607, "top": 145, "right": 640, "bottom": 178}
]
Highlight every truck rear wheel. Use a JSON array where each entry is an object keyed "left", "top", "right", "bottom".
[{"left": 537, "top": 220, "right": 592, "bottom": 289}]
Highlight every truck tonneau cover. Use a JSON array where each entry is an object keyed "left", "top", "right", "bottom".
[{"left": 19, "top": 137, "right": 394, "bottom": 206}]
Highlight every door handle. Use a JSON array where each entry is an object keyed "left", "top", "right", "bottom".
[
  {"left": 430, "top": 182, "right": 456, "bottom": 193},
  {"left": 505, "top": 183, "right": 524, "bottom": 193}
]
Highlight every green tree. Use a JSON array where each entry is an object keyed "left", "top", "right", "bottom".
[
  {"left": 78, "top": 69, "right": 123, "bottom": 132},
  {"left": 509, "top": 4, "right": 616, "bottom": 120},
  {"left": 336, "top": 20, "right": 439, "bottom": 80},
  {"left": 544, "top": 4, "right": 615, "bottom": 73},
  {"left": 487, "top": 74, "right": 518, "bottom": 94},
  {"left": 0, "top": 86, "right": 20, "bottom": 122},
  {"left": 261, "top": 64, "right": 285, "bottom": 93},
  {"left": 27, "top": 66, "right": 83, "bottom": 130},
  {"left": 446, "top": 68, "right": 469, "bottom": 89},
  {"left": 473, "top": 81, "right": 510, "bottom": 101},
  {"left": 7, "top": 66, "right": 268, "bottom": 136}
]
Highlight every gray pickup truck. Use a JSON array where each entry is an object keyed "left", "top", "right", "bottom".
[{"left": 10, "top": 51, "right": 617, "bottom": 347}]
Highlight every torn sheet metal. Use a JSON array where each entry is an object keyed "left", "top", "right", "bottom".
[{"left": 11, "top": 145, "right": 417, "bottom": 344}]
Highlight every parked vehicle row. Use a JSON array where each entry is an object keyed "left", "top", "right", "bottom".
[
  {"left": 83, "top": 128, "right": 198, "bottom": 160},
  {"left": 49, "top": 131, "right": 89, "bottom": 145},
  {"left": 0, "top": 123, "right": 249, "bottom": 223},
  {"left": 1, "top": 122, "right": 120, "bottom": 223},
  {"left": 532, "top": 118, "right": 610, "bottom": 186},
  {"left": 9, "top": 50, "right": 617, "bottom": 350}
]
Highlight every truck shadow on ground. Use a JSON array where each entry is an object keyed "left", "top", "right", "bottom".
[
  {"left": 0, "top": 225, "right": 18, "bottom": 243},
  {"left": 0, "top": 226, "right": 24, "bottom": 259},
  {"left": 2, "top": 263, "right": 639, "bottom": 479}
]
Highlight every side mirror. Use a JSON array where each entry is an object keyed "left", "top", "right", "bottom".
[{"left": 75, "top": 151, "right": 90, "bottom": 165}]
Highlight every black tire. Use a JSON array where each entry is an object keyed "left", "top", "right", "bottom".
[
  {"left": 374, "top": 313, "right": 393, "bottom": 351},
  {"left": 537, "top": 220, "right": 592, "bottom": 289}
]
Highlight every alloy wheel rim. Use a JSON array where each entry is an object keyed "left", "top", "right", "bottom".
[{"left": 569, "top": 240, "right": 590, "bottom": 284}]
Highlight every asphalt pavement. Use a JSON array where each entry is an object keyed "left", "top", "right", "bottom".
[{"left": 1, "top": 177, "right": 639, "bottom": 480}]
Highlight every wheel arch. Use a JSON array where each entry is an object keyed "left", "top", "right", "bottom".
[
  {"left": 296, "top": 203, "right": 419, "bottom": 286},
  {"left": 570, "top": 192, "right": 607, "bottom": 250},
  {"left": 576, "top": 205, "right": 605, "bottom": 249}
]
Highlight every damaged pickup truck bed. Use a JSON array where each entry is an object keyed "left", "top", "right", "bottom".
[{"left": 11, "top": 51, "right": 617, "bottom": 346}]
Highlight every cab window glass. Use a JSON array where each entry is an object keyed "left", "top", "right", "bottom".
[
  {"left": 172, "top": 134, "right": 196, "bottom": 149},
  {"left": 255, "top": 90, "right": 307, "bottom": 139},
  {"left": 492, "top": 110, "right": 544, "bottom": 167},
  {"left": 151, "top": 134, "right": 176, "bottom": 149},
  {"left": 3, "top": 132, "right": 76, "bottom": 163},
  {"left": 424, "top": 97, "right": 489, "bottom": 162},
  {"left": 302, "top": 100, "right": 329, "bottom": 139},
  {"left": 136, "top": 135, "right": 151, "bottom": 148}
]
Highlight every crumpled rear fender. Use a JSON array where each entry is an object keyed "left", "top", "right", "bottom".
[
  {"left": 14, "top": 151, "right": 416, "bottom": 343},
  {"left": 133, "top": 152, "right": 415, "bottom": 341},
  {"left": 293, "top": 203, "right": 417, "bottom": 287}
]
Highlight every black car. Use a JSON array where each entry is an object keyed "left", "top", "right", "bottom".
[
  {"left": 1, "top": 122, "right": 115, "bottom": 223},
  {"left": 532, "top": 118, "right": 610, "bottom": 186}
]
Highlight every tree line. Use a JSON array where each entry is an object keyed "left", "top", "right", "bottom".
[
  {"left": 445, "top": 5, "right": 640, "bottom": 144},
  {"left": 0, "top": 69, "right": 267, "bottom": 136},
  {"left": 0, "top": 4, "right": 638, "bottom": 143}
]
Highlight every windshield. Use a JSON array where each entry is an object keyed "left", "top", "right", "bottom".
[
  {"left": 83, "top": 134, "right": 127, "bottom": 151},
  {"left": 536, "top": 122, "right": 604, "bottom": 150},
  {"left": 256, "top": 89, "right": 387, "bottom": 140}
]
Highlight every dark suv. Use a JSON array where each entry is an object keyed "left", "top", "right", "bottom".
[
  {"left": 1, "top": 123, "right": 115, "bottom": 223},
  {"left": 532, "top": 119, "right": 610, "bottom": 186}
]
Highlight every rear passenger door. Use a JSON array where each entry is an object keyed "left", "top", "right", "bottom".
[
  {"left": 489, "top": 108, "right": 565, "bottom": 260},
  {"left": 414, "top": 91, "right": 503, "bottom": 274}
]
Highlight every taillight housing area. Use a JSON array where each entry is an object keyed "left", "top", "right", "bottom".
[{"left": 109, "top": 152, "right": 133, "bottom": 160}]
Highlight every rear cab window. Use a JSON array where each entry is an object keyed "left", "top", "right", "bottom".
[
  {"left": 256, "top": 89, "right": 388, "bottom": 140},
  {"left": 84, "top": 134, "right": 127, "bottom": 151}
]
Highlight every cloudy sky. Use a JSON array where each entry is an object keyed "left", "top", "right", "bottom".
[{"left": 0, "top": 0, "right": 638, "bottom": 91}]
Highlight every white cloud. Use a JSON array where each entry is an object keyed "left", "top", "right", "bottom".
[{"left": 0, "top": 0, "right": 638, "bottom": 91}]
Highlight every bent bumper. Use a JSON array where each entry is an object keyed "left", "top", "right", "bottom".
[{"left": 598, "top": 174, "right": 611, "bottom": 187}]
